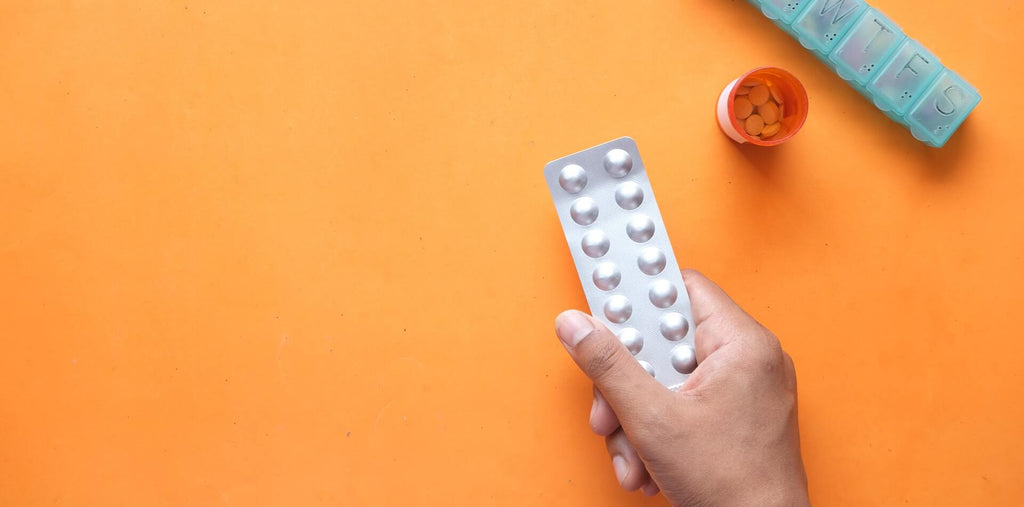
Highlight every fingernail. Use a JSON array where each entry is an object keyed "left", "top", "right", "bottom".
[
  {"left": 612, "top": 455, "right": 629, "bottom": 486},
  {"left": 555, "top": 310, "right": 594, "bottom": 348},
  {"left": 589, "top": 391, "right": 599, "bottom": 423}
]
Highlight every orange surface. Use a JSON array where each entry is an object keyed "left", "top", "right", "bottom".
[{"left": 1, "top": 1, "right": 1022, "bottom": 505}]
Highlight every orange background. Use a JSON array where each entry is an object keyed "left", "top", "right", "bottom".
[{"left": 1, "top": 1, "right": 1022, "bottom": 505}]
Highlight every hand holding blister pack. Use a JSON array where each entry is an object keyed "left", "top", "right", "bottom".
[{"left": 544, "top": 137, "right": 696, "bottom": 390}]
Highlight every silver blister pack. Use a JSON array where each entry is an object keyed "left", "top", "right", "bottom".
[{"left": 544, "top": 137, "right": 696, "bottom": 390}]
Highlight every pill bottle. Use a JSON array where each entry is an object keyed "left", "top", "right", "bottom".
[{"left": 716, "top": 67, "right": 808, "bottom": 146}]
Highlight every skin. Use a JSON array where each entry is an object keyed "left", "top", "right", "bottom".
[{"left": 554, "top": 270, "right": 810, "bottom": 507}]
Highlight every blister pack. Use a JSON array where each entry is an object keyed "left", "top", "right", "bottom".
[{"left": 544, "top": 137, "right": 696, "bottom": 390}]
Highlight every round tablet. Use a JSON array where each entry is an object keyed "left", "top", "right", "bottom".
[
  {"left": 744, "top": 114, "right": 765, "bottom": 136},
  {"left": 637, "top": 247, "right": 667, "bottom": 276},
  {"left": 581, "top": 230, "right": 610, "bottom": 258},
  {"left": 648, "top": 280, "right": 678, "bottom": 308},
  {"left": 671, "top": 345, "right": 698, "bottom": 374},
  {"left": 626, "top": 215, "right": 655, "bottom": 243},
  {"left": 769, "top": 84, "right": 784, "bottom": 104},
  {"left": 749, "top": 85, "right": 770, "bottom": 106},
  {"left": 733, "top": 96, "right": 754, "bottom": 119},
  {"left": 659, "top": 312, "right": 689, "bottom": 341},
  {"left": 603, "top": 295, "right": 633, "bottom": 324},
  {"left": 592, "top": 262, "right": 621, "bottom": 291},
  {"left": 558, "top": 164, "right": 588, "bottom": 194},
  {"left": 617, "top": 328, "right": 643, "bottom": 355},
  {"left": 614, "top": 181, "right": 644, "bottom": 210},
  {"left": 638, "top": 360, "right": 656, "bottom": 377},
  {"left": 603, "top": 149, "right": 633, "bottom": 177},
  {"left": 761, "top": 122, "right": 781, "bottom": 138},
  {"left": 570, "top": 197, "right": 599, "bottom": 226},
  {"left": 758, "top": 101, "right": 780, "bottom": 124}
]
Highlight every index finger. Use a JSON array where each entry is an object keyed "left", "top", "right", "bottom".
[{"left": 681, "top": 269, "right": 764, "bottom": 360}]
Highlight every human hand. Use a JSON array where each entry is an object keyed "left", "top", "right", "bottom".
[{"left": 554, "top": 270, "right": 809, "bottom": 506}]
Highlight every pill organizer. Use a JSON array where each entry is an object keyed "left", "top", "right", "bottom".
[
  {"left": 544, "top": 137, "right": 696, "bottom": 390},
  {"left": 747, "top": 0, "right": 980, "bottom": 147}
]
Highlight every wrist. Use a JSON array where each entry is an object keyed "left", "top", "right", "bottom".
[
  {"left": 707, "top": 470, "right": 807, "bottom": 507},
  {"left": 738, "top": 476, "right": 809, "bottom": 507},
  {"left": 760, "top": 486, "right": 810, "bottom": 507}
]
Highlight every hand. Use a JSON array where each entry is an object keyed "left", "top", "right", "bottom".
[{"left": 554, "top": 270, "right": 809, "bottom": 506}]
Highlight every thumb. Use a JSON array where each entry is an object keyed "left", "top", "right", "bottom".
[{"left": 555, "top": 310, "right": 666, "bottom": 422}]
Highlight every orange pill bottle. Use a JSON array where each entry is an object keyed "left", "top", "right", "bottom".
[{"left": 716, "top": 67, "right": 809, "bottom": 146}]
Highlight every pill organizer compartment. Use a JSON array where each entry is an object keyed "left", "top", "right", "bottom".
[
  {"left": 906, "top": 70, "right": 980, "bottom": 145},
  {"left": 759, "top": 0, "right": 809, "bottom": 23},
  {"left": 792, "top": 0, "right": 867, "bottom": 54},
  {"left": 829, "top": 9, "right": 905, "bottom": 85},
  {"left": 869, "top": 40, "right": 943, "bottom": 115}
]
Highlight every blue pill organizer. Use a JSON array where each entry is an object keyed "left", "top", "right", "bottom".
[{"left": 748, "top": 0, "right": 980, "bottom": 147}]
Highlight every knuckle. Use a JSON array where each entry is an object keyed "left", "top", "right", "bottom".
[
  {"left": 759, "top": 350, "right": 784, "bottom": 376},
  {"left": 739, "top": 335, "right": 786, "bottom": 377},
  {"left": 782, "top": 350, "right": 796, "bottom": 372},
  {"left": 782, "top": 351, "right": 799, "bottom": 392}
]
